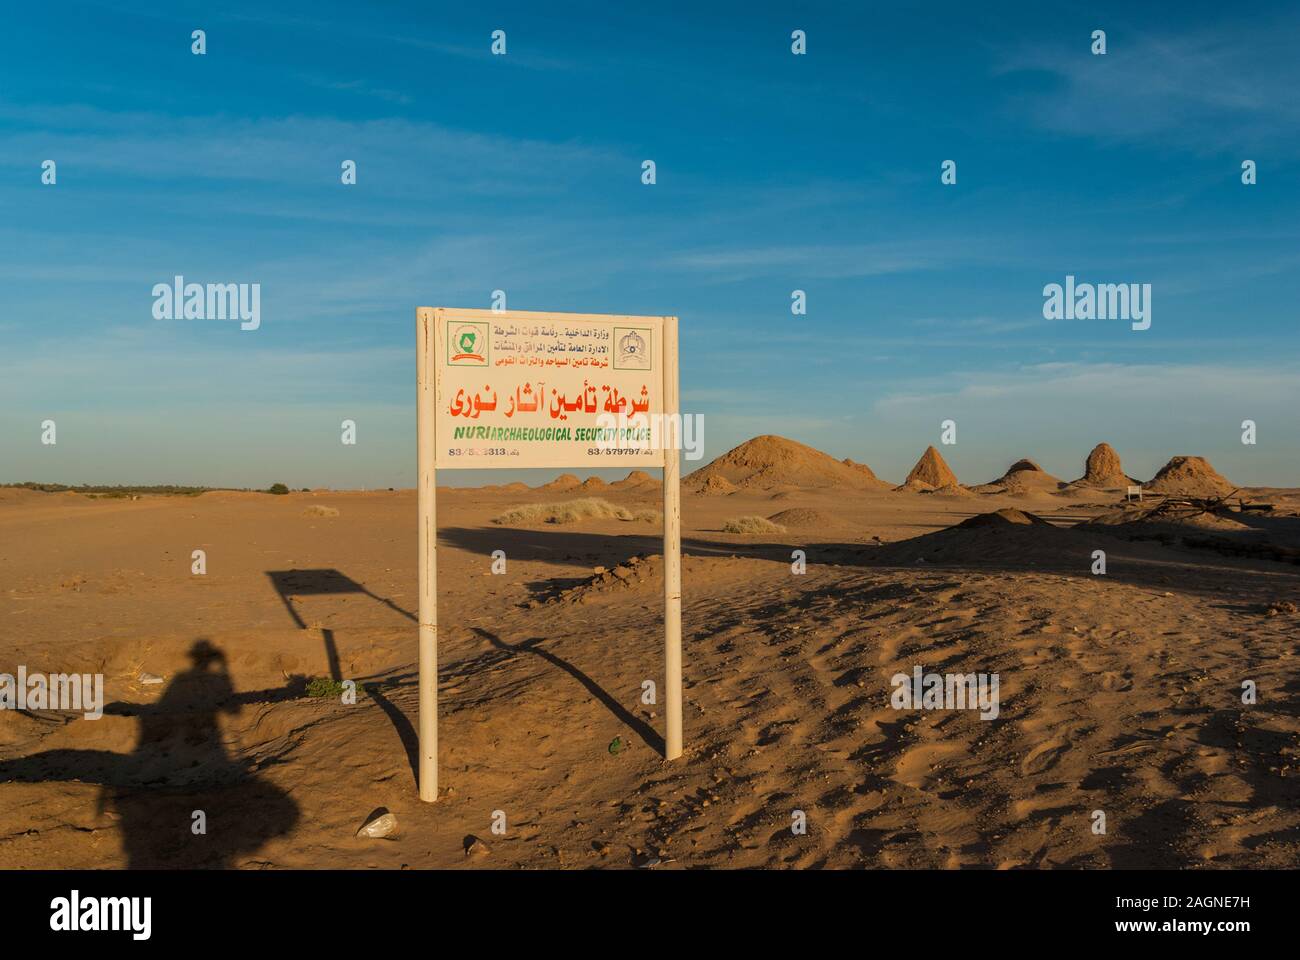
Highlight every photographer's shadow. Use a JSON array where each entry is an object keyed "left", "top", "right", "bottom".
[{"left": 0, "top": 639, "right": 298, "bottom": 868}]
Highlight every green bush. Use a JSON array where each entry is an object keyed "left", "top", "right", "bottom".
[
  {"left": 305, "top": 677, "right": 348, "bottom": 698},
  {"left": 267, "top": 483, "right": 290, "bottom": 495}
]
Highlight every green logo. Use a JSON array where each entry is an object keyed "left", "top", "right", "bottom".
[{"left": 448, "top": 320, "right": 489, "bottom": 365}]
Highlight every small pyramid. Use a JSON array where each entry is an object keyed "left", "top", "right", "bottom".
[
  {"left": 902, "top": 446, "right": 959, "bottom": 489},
  {"left": 538, "top": 473, "right": 581, "bottom": 491},
  {"left": 612, "top": 470, "right": 661, "bottom": 490},
  {"left": 1005, "top": 459, "right": 1043, "bottom": 474},
  {"left": 684, "top": 435, "right": 891, "bottom": 490},
  {"left": 1146, "top": 456, "right": 1234, "bottom": 496},
  {"left": 974, "top": 457, "right": 1063, "bottom": 494},
  {"left": 1074, "top": 443, "right": 1128, "bottom": 487}
]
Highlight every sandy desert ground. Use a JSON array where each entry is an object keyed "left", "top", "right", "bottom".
[{"left": 2, "top": 438, "right": 1299, "bottom": 869}]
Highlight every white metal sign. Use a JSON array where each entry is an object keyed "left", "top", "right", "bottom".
[
  {"left": 415, "top": 307, "right": 683, "bottom": 803},
  {"left": 435, "top": 309, "right": 667, "bottom": 470}
]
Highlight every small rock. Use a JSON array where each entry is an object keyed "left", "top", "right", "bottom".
[
  {"left": 464, "top": 836, "right": 491, "bottom": 859},
  {"left": 356, "top": 811, "right": 398, "bottom": 839},
  {"left": 138, "top": 672, "right": 164, "bottom": 685}
]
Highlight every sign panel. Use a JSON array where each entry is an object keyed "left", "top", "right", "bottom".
[
  {"left": 415, "top": 305, "right": 683, "bottom": 804},
  {"left": 433, "top": 308, "right": 667, "bottom": 470}
]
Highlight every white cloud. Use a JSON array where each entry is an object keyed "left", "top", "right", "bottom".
[
  {"left": 0, "top": 102, "right": 615, "bottom": 198},
  {"left": 998, "top": 16, "right": 1300, "bottom": 152}
]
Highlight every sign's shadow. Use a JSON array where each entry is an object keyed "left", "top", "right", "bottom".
[
  {"left": 470, "top": 626, "right": 665, "bottom": 756},
  {"left": 266, "top": 568, "right": 416, "bottom": 681},
  {"left": 265, "top": 569, "right": 664, "bottom": 774}
]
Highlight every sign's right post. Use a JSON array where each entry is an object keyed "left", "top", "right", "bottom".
[{"left": 663, "top": 316, "right": 683, "bottom": 761}]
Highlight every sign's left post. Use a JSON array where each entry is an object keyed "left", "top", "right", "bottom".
[{"left": 416, "top": 307, "right": 439, "bottom": 802}]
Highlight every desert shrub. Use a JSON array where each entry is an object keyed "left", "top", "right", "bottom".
[
  {"left": 722, "top": 515, "right": 787, "bottom": 535},
  {"left": 305, "top": 677, "right": 348, "bottom": 698},
  {"left": 303, "top": 505, "right": 339, "bottom": 518},
  {"left": 267, "top": 483, "right": 290, "bottom": 495},
  {"left": 493, "top": 497, "right": 661, "bottom": 526}
]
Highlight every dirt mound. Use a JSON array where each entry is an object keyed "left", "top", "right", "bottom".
[
  {"left": 612, "top": 470, "right": 660, "bottom": 490},
  {"left": 921, "top": 483, "right": 975, "bottom": 498},
  {"left": 1146, "top": 456, "right": 1235, "bottom": 496},
  {"left": 957, "top": 508, "right": 1052, "bottom": 528},
  {"left": 684, "top": 435, "right": 891, "bottom": 491},
  {"left": 1073, "top": 443, "right": 1129, "bottom": 488},
  {"left": 874, "top": 509, "right": 1081, "bottom": 567},
  {"left": 535, "top": 554, "right": 661, "bottom": 605},
  {"left": 898, "top": 446, "right": 959, "bottom": 490},
  {"left": 533, "top": 554, "right": 758, "bottom": 606},
  {"left": 976, "top": 458, "right": 1063, "bottom": 494},
  {"left": 693, "top": 475, "right": 739, "bottom": 496},
  {"left": 0, "top": 488, "right": 43, "bottom": 506},
  {"left": 767, "top": 508, "right": 832, "bottom": 527},
  {"left": 982, "top": 455, "right": 1055, "bottom": 489},
  {"left": 842, "top": 459, "right": 884, "bottom": 483},
  {"left": 1081, "top": 506, "right": 1300, "bottom": 565},
  {"left": 1084, "top": 506, "right": 1254, "bottom": 535},
  {"left": 537, "top": 473, "right": 581, "bottom": 491}
]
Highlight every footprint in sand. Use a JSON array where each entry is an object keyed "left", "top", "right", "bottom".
[
  {"left": 1100, "top": 670, "right": 1134, "bottom": 692},
  {"left": 1020, "top": 738, "right": 1070, "bottom": 776},
  {"left": 893, "top": 741, "right": 965, "bottom": 789},
  {"left": 877, "top": 626, "right": 922, "bottom": 665}
]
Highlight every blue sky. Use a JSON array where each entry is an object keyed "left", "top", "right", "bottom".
[{"left": 1, "top": 0, "right": 1297, "bottom": 488}]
